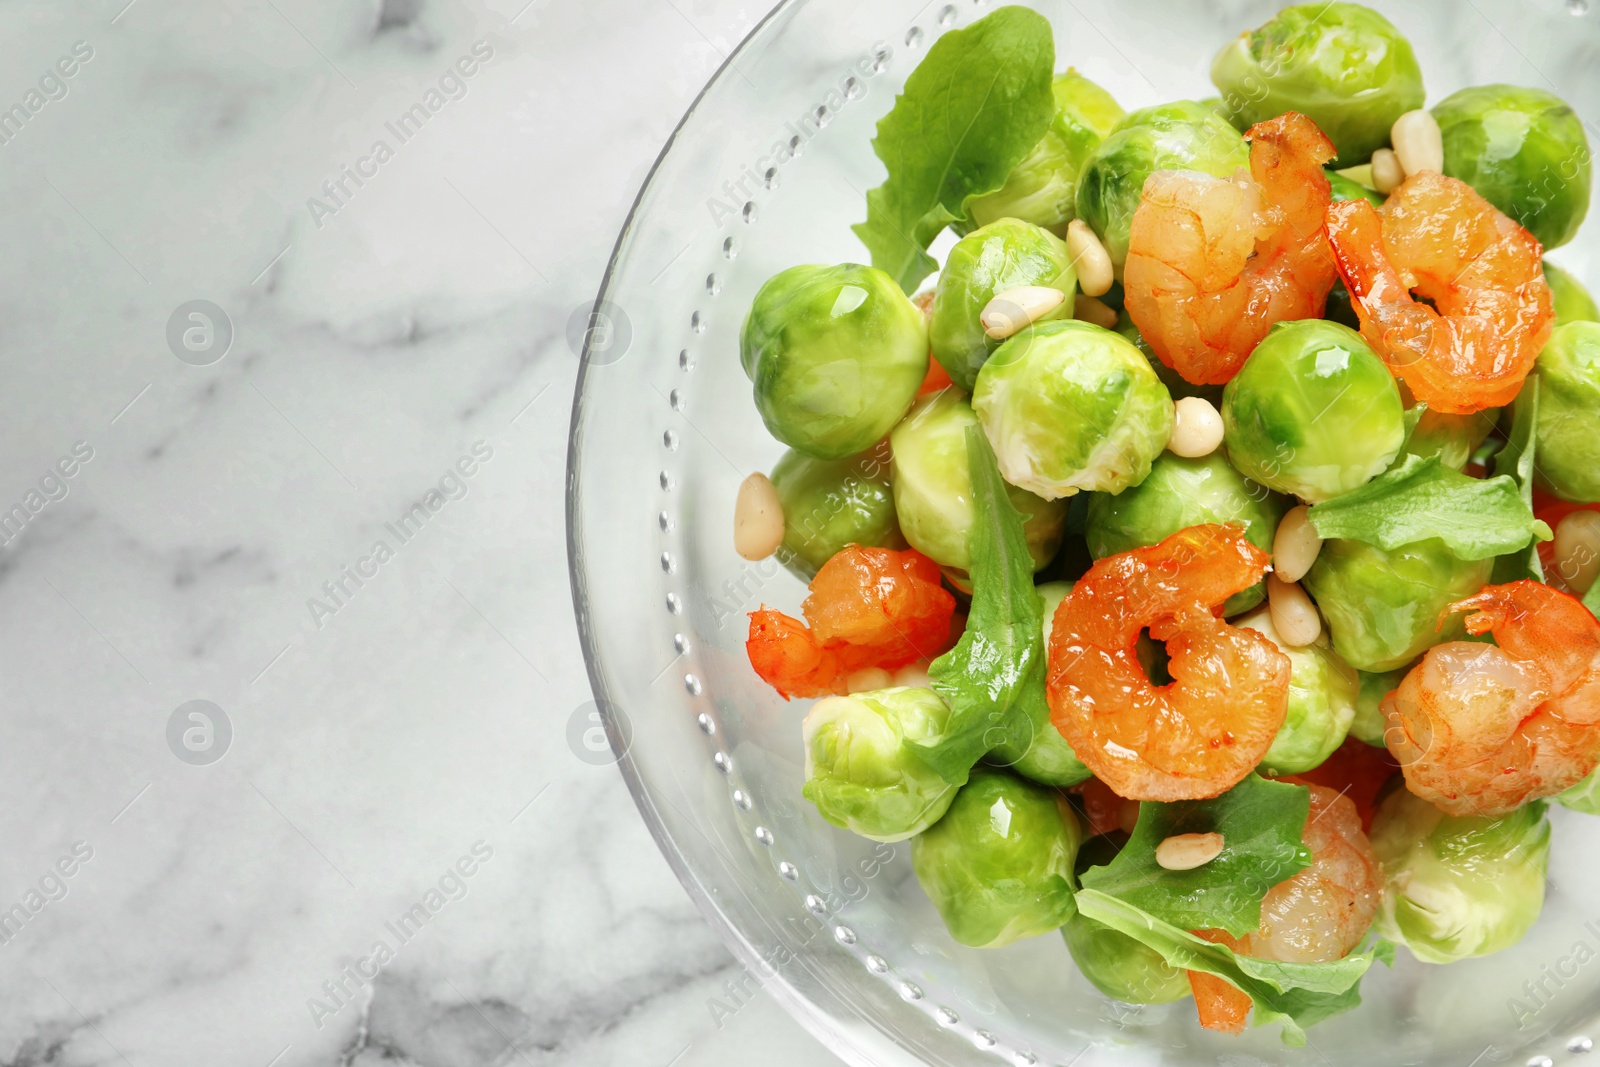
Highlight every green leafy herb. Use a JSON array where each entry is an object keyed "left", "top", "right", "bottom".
[
  {"left": 908, "top": 427, "right": 1046, "bottom": 785},
  {"left": 1494, "top": 378, "right": 1546, "bottom": 583},
  {"left": 852, "top": 6, "right": 1056, "bottom": 292},
  {"left": 1075, "top": 889, "right": 1388, "bottom": 1047},
  {"left": 1307, "top": 454, "right": 1550, "bottom": 562},
  {"left": 1079, "top": 775, "right": 1311, "bottom": 937}
]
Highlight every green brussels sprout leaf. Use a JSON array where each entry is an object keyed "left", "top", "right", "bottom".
[
  {"left": 1306, "top": 454, "right": 1550, "bottom": 562},
  {"left": 1075, "top": 889, "right": 1390, "bottom": 1046},
  {"left": 910, "top": 427, "right": 1052, "bottom": 784},
  {"left": 1546, "top": 262, "right": 1600, "bottom": 326},
  {"left": 853, "top": 6, "right": 1057, "bottom": 292},
  {"left": 1493, "top": 377, "right": 1546, "bottom": 583},
  {"left": 1559, "top": 765, "right": 1600, "bottom": 814},
  {"left": 1079, "top": 774, "right": 1311, "bottom": 937},
  {"left": 1585, "top": 578, "right": 1600, "bottom": 621}
]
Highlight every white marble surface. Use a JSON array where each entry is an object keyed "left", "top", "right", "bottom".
[{"left": 0, "top": 1, "right": 845, "bottom": 1065}]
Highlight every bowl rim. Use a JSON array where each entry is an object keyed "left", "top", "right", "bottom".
[{"left": 564, "top": 4, "right": 893, "bottom": 1065}]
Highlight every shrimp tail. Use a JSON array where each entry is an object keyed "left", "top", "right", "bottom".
[{"left": 1245, "top": 112, "right": 1336, "bottom": 268}]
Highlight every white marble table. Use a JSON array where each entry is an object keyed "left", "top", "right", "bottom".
[{"left": 0, "top": 1, "right": 843, "bottom": 1064}]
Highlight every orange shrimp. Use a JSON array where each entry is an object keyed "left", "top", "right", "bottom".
[
  {"left": 1325, "top": 171, "right": 1554, "bottom": 415},
  {"left": 1383, "top": 580, "right": 1600, "bottom": 815},
  {"left": 746, "top": 545, "right": 955, "bottom": 700},
  {"left": 1279, "top": 737, "right": 1400, "bottom": 834},
  {"left": 1124, "top": 111, "right": 1338, "bottom": 386},
  {"left": 1045, "top": 524, "right": 1291, "bottom": 800},
  {"left": 1190, "top": 785, "right": 1380, "bottom": 1032}
]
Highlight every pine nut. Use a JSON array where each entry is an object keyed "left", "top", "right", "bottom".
[
  {"left": 1267, "top": 574, "right": 1322, "bottom": 647},
  {"left": 1067, "top": 220, "right": 1114, "bottom": 297},
  {"left": 1273, "top": 505, "right": 1324, "bottom": 583},
  {"left": 1555, "top": 510, "right": 1600, "bottom": 595},
  {"left": 1370, "top": 148, "right": 1405, "bottom": 194},
  {"left": 981, "top": 286, "right": 1065, "bottom": 340},
  {"left": 1155, "top": 831, "right": 1224, "bottom": 870},
  {"left": 846, "top": 666, "right": 893, "bottom": 694},
  {"left": 890, "top": 661, "right": 933, "bottom": 689},
  {"left": 1391, "top": 110, "right": 1443, "bottom": 178},
  {"left": 913, "top": 289, "right": 935, "bottom": 324},
  {"left": 734, "top": 472, "right": 785, "bottom": 561},
  {"left": 1168, "top": 396, "right": 1224, "bottom": 457},
  {"left": 1073, "top": 294, "right": 1119, "bottom": 330}
]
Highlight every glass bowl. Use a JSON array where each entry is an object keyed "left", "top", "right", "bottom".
[{"left": 568, "top": 2, "right": 1600, "bottom": 1063}]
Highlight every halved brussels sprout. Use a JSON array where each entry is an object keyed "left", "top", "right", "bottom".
[
  {"left": 1210, "top": 2, "right": 1425, "bottom": 167},
  {"left": 741, "top": 263, "right": 928, "bottom": 459},
  {"left": 912, "top": 770, "right": 1082, "bottom": 947},
  {"left": 770, "top": 444, "right": 905, "bottom": 580},
  {"left": 1086, "top": 451, "right": 1286, "bottom": 615},
  {"left": 1074, "top": 101, "right": 1251, "bottom": 268},
  {"left": 966, "top": 70, "right": 1126, "bottom": 235},
  {"left": 1062, "top": 912, "right": 1192, "bottom": 1004},
  {"left": 1351, "top": 666, "right": 1410, "bottom": 747},
  {"left": 1520, "top": 321, "right": 1600, "bottom": 502},
  {"left": 973, "top": 320, "right": 1173, "bottom": 500},
  {"left": 1001, "top": 581, "right": 1094, "bottom": 787},
  {"left": 802, "top": 687, "right": 958, "bottom": 842},
  {"left": 931, "top": 219, "right": 1077, "bottom": 392},
  {"left": 1435, "top": 84, "right": 1592, "bottom": 250},
  {"left": 1302, "top": 537, "right": 1493, "bottom": 672},
  {"left": 1371, "top": 788, "right": 1551, "bottom": 964},
  {"left": 1236, "top": 606, "right": 1360, "bottom": 775},
  {"left": 1222, "top": 320, "right": 1405, "bottom": 503},
  {"left": 1546, "top": 262, "right": 1600, "bottom": 326},
  {"left": 890, "top": 390, "right": 1068, "bottom": 572}
]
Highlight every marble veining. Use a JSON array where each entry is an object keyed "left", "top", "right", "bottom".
[{"left": 0, "top": 1, "right": 840, "bottom": 1066}]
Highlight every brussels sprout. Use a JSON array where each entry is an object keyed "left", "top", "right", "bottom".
[
  {"left": 1518, "top": 321, "right": 1600, "bottom": 502},
  {"left": 1236, "top": 606, "right": 1360, "bottom": 775},
  {"left": 1327, "top": 168, "right": 1386, "bottom": 208},
  {"left": 1222, "top": 320, "right": 1406, "bottom": 503},
  {"left": 1086, "top": 451, "right": 1286, "bottom": 615},
  {"left": 1558, "top": 765, "right": 1600, "bottom": 815},
  {"left": 966, "top": 70, "right": 1126, "bottom": 234},
  {"left": 1546, "top": 262, "right": 1600, "bottom": 325},
  {"left": 1351, "top": 666, "right": 1410, "bottom": 747},
  {"left": 1370, "top": 788, "right": 1550, "bottom": 964},
  {"left": 1435, "top": 84, "right": 1592, "bottom": 250},
  {"left": 930, "top": 220, "right": 1078, "bottom": 391},
  {"left": 1002, "top": 581, "right": 1094, "bottom": 787},
  {"left": 1302, "top": 537, "right": 1494, "bottom": 672},
  {"left": 1210, "top": 2, "right": 1425, "bottom": 167},
  {"left": 890, "top": 390, "right": 1068, "bottom": 572},
  {"left": 973, "top": 320, "right": 1174, "bottom": 500},
  {"left": 741, "top": 264, "right": 928, "bottom": 459},
  {"left": 1062, "top": 912, "right": 1192, "bottom": 1003},
  {"left": 1402, "top": 408, "right": 1497, "bottom": 472},
  {"left": 1074, "top": 101, "right": 1251, "bottom": 268},
  {"left": 770, "top": 444, "right": 905, "bottom": 580},
  {"left": 802, "top": 687, "right": 958, "bottom": 842},
  {"left": 912, "top": 770, "right": 1083, "bottom": 947}
]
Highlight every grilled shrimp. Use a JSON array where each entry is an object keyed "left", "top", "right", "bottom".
[
  {"left": 1124, "top": 112, "right": 1339, "bottom": 386},
  {"left": 1383, "top": 580, "right": 1600, "bottom": 815},
  {"left": 1325, "top": 171, "right": 1554, "bottom": 414},
  {"left": 1045, "top": 525, "right": 1291, "bottom": 800},
  {"left": 1191, "top": 785, "right": 1381, "bottom": 1033}
]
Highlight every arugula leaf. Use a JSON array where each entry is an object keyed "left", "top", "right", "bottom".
[
  {"left": 1494, "top": 378, "right": 1547, "bottom": 583},
  {"left": 907, "top": 426, "right": 1045, "bottom": 785},
  {"left": 1307, "top": 454, "right": 1550, "bottom": 562},
  {"left": 1075, "top": 889, "right": 1386, "bottom": 1047},
  {"left": 852, "top": 6, "right": 1056, "bottom": 292},
  {"left": 1079, "top": 775, "right": 1311, "bottom": 936}
]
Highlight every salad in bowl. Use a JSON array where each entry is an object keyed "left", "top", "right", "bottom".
[{"left": 726, "top": 1, "right": 1600, "bottom": 1044}]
